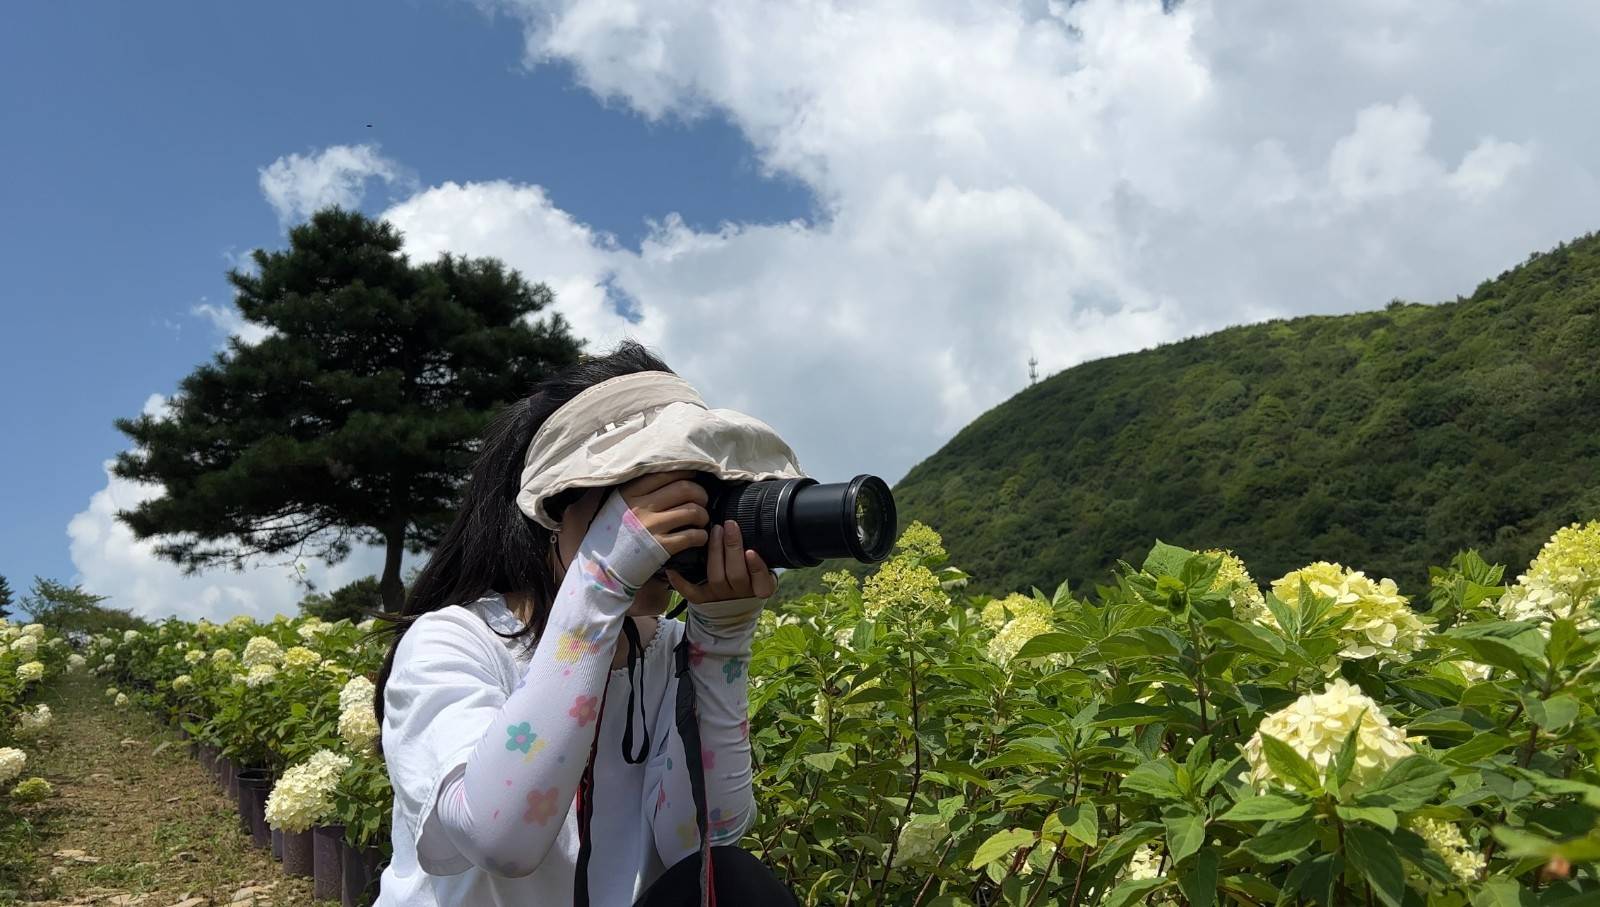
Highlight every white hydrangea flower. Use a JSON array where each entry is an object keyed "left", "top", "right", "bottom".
[
  {"left": 103, "top": 653, "right": 115, "bottom": 665},
  {"left": 895, "top": 815, "right": 949, "bottom": 866},
  {"left": 14, "top": 704, "right": 52, "bottom": 738},
  {"left": 357, "top": 617, "right": 377, "bottom": 632},
  {"left": 265, "top": 750, "right": 352, "bottom": 832},
  {"left": 47, "top": 637, "right": 66, "bottom": 650},
  {"left": 105, "top": 686, "right": 119, "bottom": 699},
  {"left": 336, "top": 675, "right": 379, "bottom": 749},
  {"left": 339, "top": 702, "right": 380, "bottom": 751},
  {"left": 123, "top": 630, "right": 141, "bottom": 643},
  {"left": 987, "top": 610, "right": 1053, "bottom": 666},
  {"left": 1241, "top": 678, "right": 1413, "bottom": 795},
  {"left": 339, "top": 676, "right": 375, "bottom": 713},
  {"left": 114, "top": 692, "right": 129, "bottom": 707},
  {"left": 297, "top": 620, "right": 332, "bottom": 640},
  {"left": 862, "top": 557, "right": 949, "bottom": 618},
  {"left": 172, "top": 674, "right": 193, "bottom": 691},
  {"left": 227, "top": 615, "right": 255, "bottom": 630},
  {"left": 1204, "top": 549, "right": 1268, "bottom": 622},
  {"left": 980, "top": 599, "right": 1011, "bottom": 630},
  {"left": 1454, "top": 659, "right": 1493, "bottom": 683},
  {"left": 10, "top": 776, "right": 53, "bottom": 803},
  {"left": 0, "top": 748, "right": 26, "bottom": 784},
  {"left": 1493, "top": 521, "right": 1600, "bottom": 630},
  {"left": 9, "top": 636, "right": 38, "bottom": 659},
  {"left": 16, "top": 661, "right": 45, "bottom": 683},
  {"left": 241, "top": 636, "right": 284, "bottom": 667},
  {"left": 67, "top": 653, "right": 86, "bottom": 672},
  {"left": 1266, "top": 563, "right": 1431, "bottom": 667},
  {"left": 22, "top": 623, "right": 45, "bottom": 639},
  {"left": 1411, "top": 817, "right": 1485, "bottom": 883},
  {"left": 1119, "top": 845, "right": 1179, "bottom": 905},
  {"left": 982, "top": 595, "right": 1062, "bottom": 668},
  {"left": 211, "top": 648, "right": 236, "bottom": 664},
  {"left": 244, "top": 663, "right": 279, "bottom": 687},
  {"left": 185, "top": 649, "right": 206, "bottom": 665},
  {"left": 1125, "top": 843, "right": 1164, "bottom": 881},
  {"left": 282, "top": 646, "right": 320, "bottom": 670}
]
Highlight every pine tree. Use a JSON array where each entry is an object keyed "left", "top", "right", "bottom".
[
  {"left": 298, "top": 576, "right": 384, "bottom": 623},
  {"left": 23, "top": 577, "right": 141, "bottom": 636},
  {"left": 113, "top": 207, "right": 585, "bottom": 611},
  {"left": 0, "top": 574, "right": 13, "bottom": 621}
]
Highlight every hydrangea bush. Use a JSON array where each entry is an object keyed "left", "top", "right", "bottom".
[
  {"left": 95, "top": 519, "right": 1600, "bottom": 904},
  {"left": 1, "top": 619, "right": 65, "bottom": 822},
  {"left": 94, "top": 612, "right": 393, "bottom": 852},
  {"left": 745, "top": 521, "right": 1600, "bottom": 905}
]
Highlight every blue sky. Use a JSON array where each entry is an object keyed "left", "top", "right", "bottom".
[
  {"left": 5, "top": 1, "right": 1597, "bottom": 621},
  {"left": 0, "top": 0, "right": 811, "bottom": 598}
]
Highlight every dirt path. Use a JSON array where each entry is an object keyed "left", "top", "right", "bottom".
[{"left": 8, "top": 672, "right": 324, "bottom": 907}]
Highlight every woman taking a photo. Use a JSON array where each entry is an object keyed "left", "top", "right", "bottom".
[{"left": 372, "top": 341, "right": 800, "bottom": 906}]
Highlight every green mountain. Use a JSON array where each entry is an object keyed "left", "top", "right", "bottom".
[{"left": 778, "top": 231, "right": 1600, "bottom": 605}]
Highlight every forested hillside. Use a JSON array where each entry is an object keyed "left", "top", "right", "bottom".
[{"left": 779, "top": 231, "right": 1600, "bottom": 603}]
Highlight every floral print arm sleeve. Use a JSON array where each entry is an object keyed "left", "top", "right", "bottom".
[
  {"left": 648, "top": 596, "right": 763, "bottom": 864},
  {"left": 428, "top": 488, "right": 670, "bottom": 877}
]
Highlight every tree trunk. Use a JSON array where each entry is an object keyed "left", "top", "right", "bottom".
[{"left": 380, "top": 521, "right": 406, "bottom": 613}]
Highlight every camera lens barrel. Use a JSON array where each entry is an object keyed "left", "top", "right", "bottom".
[{"left": 666, "top": 473, "right": 897, "bottom": 584}]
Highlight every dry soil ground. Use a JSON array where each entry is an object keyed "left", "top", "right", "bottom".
[{"left": 1, "top": 672, "right": 325, "bottom": 907}]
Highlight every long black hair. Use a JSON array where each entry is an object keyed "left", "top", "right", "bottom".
[{"left": 370, "top": 339, "right": 676, "bottom": 750}]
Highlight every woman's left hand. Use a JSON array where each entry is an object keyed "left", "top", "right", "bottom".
[{"left": 665, "top": 519, "right": 778, "bottom": 605}]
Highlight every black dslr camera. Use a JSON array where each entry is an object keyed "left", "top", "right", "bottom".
[{"left": 661, "top": 473, "right": 898, "bottom": 586}]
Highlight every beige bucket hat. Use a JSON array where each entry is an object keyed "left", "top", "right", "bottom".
[{"left": 514, "top": 370, "right": 808, "bottom": 533}]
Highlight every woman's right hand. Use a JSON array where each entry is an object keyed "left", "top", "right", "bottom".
[{"left": 618, "top": 469, "right": 712, "bottom": 557}]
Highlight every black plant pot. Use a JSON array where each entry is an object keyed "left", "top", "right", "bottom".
[
  {"left": 272, "top": 826, "right": 283, "bottom": 860},
  {"left": 312, "top": 824, "right": 344, "bottom": 900},
  {"left": 236, "top": 768, "right": 273, "bottom": 849},
  {"left": 283, "top": 828, "right": 314, "bottom": 878},
  {"left": 340, "top": 839, "right": 386, "bottom": 907}
]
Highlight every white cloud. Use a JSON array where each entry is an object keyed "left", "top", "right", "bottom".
[
  {"left": 140, "top": 393, "right": 172, "bottom": 420},
  {"left": 73, "top": 0, "right": 1600, "bottom": 613},
  {"left": 67, "top": 462, "right": 385, "bottom": 623},
  {"left": 259, "top": 144, "right": 410, "bottom": 225},
  {"left": 1450, "top": 138, "right": 1535, "bottom": 202},
  {"left": 1328, "top": 97, "right": 1443, "bottom": 202},
  {"left": 420, "top": 0, "right": 1600, "bottom": 469},
  {"left": 192, "top": 301, "right": 273, "bottom": 347},
  {"left": 383, "top": 181, "right": 625, "bottom": 348}
]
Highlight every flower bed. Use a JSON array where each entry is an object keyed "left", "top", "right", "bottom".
[
  {"left": 93, "top": 518, "right": 1600, "bottom": 905},
  {"left": 1, "top": 618, "right": 69, "bottom": 874},
  {"left": 89, "top": 614, "right": 390, "bottom": 904}
]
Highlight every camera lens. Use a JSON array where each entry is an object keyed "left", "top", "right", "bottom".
[{"left": 665, "top": 473, "right": 896, "bottom": 584}]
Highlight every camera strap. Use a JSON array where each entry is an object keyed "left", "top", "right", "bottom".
[
  {"left": 620, "top": 617, "right": 650, "bottom": 764},
  {"left": 674, "top": 631, "right": 717, "bottom": 907},
  {"left": 572, "top": 671, "right": 613, "bottom": 907}
]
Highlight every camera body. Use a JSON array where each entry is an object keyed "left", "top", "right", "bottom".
[{"left": 661, "top": 472, "right": 898, "bottom": 586}]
